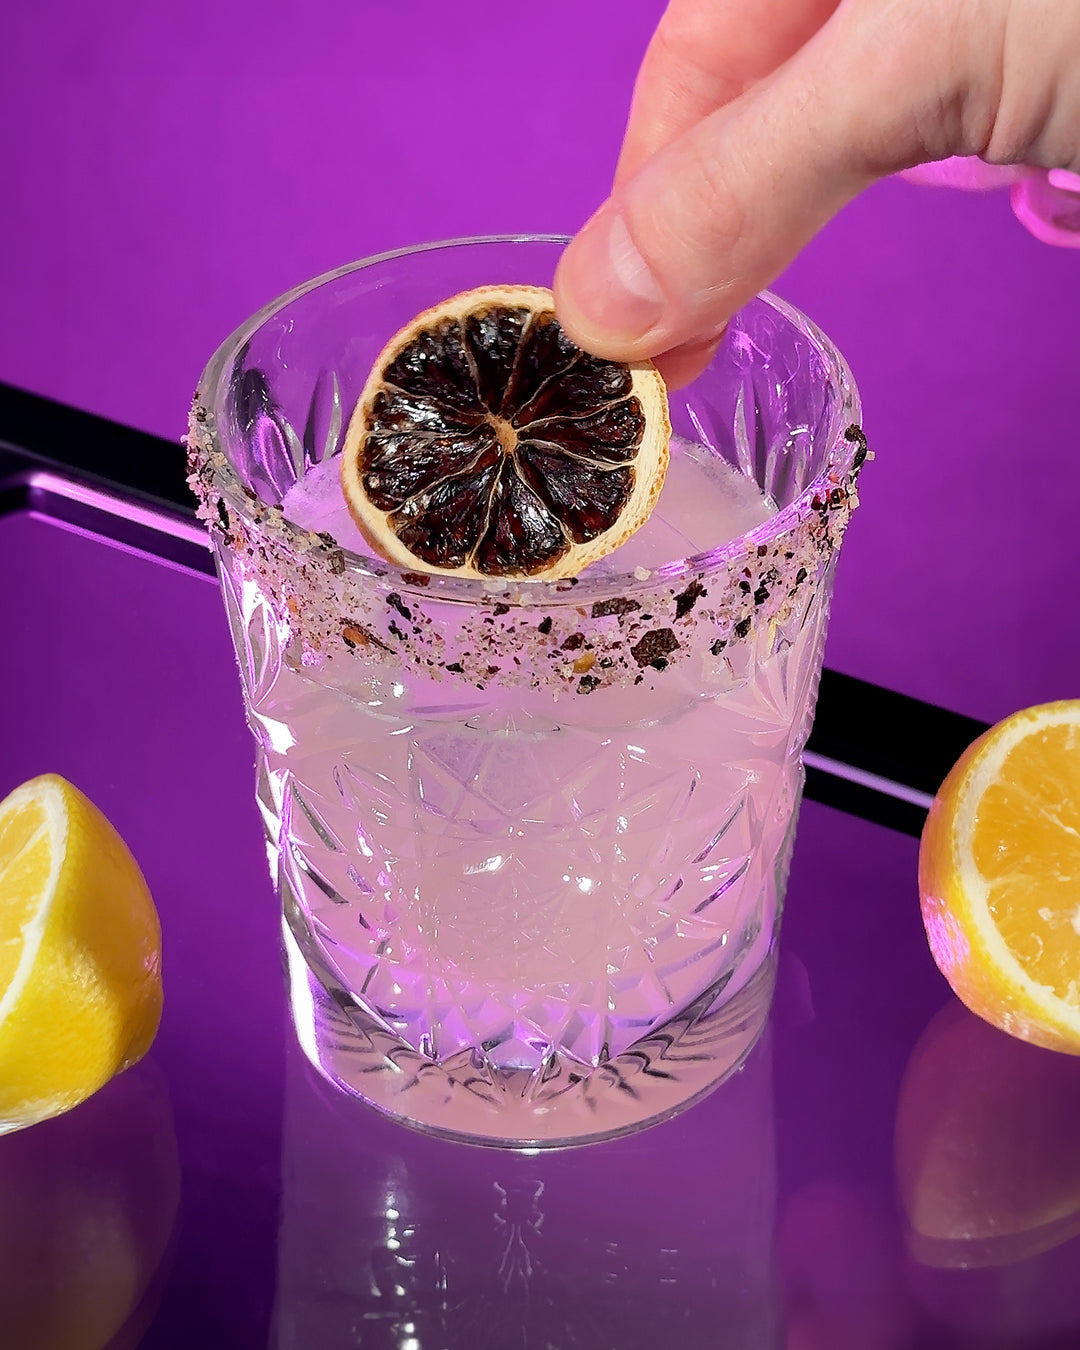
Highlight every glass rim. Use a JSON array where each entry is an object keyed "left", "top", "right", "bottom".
[{"left": 192, "top": 234, "right": 864, "bottom": 607}]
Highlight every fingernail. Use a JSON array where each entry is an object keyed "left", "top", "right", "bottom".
[
  {"left": 1048, "top": 168, "right": 1080, "bottom": 193},
  {"left": 1011, "top": 173, "right": 1080, "bottom": 248},
  {"left": 558, "top": 209, "right": 665, "bottom": 347}
]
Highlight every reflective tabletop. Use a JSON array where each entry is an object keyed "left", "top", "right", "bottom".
[{"left": 3, "top": 440, "right": 1080, "bottom": 1348}]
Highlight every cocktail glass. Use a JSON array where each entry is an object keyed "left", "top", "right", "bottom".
[{"left": 188, "top": 236, "right": 865, "bottom": 1147}]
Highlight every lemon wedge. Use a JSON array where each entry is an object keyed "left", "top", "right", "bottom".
[{"left": 0, "top": 774, "right": 162, "bottom": 1131}]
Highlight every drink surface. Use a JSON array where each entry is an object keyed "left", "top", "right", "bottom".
[
  {"left": 281, "top": 433, "right": 776, "bottom": 572},
  {"left": 245, "top": 439, "right": 815, "bottom": 1073}
]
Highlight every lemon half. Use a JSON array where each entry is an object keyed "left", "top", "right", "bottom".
[
  {"left": 0, "top": 774, "right": 162, "bottom": 1131},
  {"left": 919, "top": 700, "right": 1080, "bottom": 1054}
]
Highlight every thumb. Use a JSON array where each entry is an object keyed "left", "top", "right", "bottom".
[{"left": 553, "top": 3, "right": 968, "bottom": 366}]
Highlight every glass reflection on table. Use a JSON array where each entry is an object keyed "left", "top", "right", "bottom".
[{"left": 272, "top": 1030, "right": 779, "bottom": 1350}]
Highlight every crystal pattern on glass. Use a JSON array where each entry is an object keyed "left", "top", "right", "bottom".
[
  {"left": 222, "top": 557, "right": 828, "bottom": 1075},
  {"left": 210, "top": 447, "right": 840, "bottom": 1141}
]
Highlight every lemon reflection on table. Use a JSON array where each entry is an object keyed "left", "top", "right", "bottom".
[
  {"left": 896, "top": 999, "right": 1080, "bottom": 1342},
  {"left": 0, "top": 1056, "right": 181, "bottom": 1350},
  {"left": 270, "top": 1025, "right": 779, "bottom": 1350}
]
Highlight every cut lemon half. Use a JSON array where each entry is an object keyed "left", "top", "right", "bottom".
[
  {"left": 341, "top": 284, "right": 670, "bottom": 579},
  {"left": 0, "top": 774, "right": 162, "bottom": 1131},
  {"left": 919, "top": 700, "right": 1080, "bottom": 1053}
]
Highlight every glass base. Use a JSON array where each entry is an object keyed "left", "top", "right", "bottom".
[{"left": 282, "top": 920, "right": 776, "bottom": 1149}]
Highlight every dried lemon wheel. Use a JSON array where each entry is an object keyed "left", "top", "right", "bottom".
[{"left": 341, "top": 284, "right": 670, "bottom": 579}]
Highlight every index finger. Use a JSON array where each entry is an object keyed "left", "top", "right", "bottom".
[{"left": 616, "top": 0, "right": 841, "bottom": 186}]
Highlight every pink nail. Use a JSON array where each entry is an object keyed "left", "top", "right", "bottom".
[
  {"left": 1047, "top": 168, "right": 1080, "bottom": 194},
  {"left": 1011, "top": 174, "right": 1080, "bottom": 248}
]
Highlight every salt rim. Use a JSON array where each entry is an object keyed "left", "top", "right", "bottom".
[{"left": 186, "top": 405, "right": 868, "bottom": 695}]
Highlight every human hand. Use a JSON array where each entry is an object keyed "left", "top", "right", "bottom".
[
  {"left": 554, "top": 0, "right": 1080, "bottom": 386},
  {"left": 903, "top": 157, "right": 1080, "bottom": 249}
]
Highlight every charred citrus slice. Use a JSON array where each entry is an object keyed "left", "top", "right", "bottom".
[{"left": 341, "top": 285, "right": 670, "bottom": 579}]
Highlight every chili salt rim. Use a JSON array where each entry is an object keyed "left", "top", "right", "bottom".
[
  {"left": 187, "top": 249, "right": 866, "bottom": 694},
  {"left": 187, "top": 405, "right": 867, "bottom": 696}
]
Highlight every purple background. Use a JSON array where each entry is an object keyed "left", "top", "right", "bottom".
[{"left": 2, "top": 0, "right": 1078, "bottom": 721}]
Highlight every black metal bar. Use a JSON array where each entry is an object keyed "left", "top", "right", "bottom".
[
  {"left": 0, "top": 463, "right": 216, "bottom": 578},
  {"left": 804, "top": 765, "right": 931, "bottom": 837},
  {"left": 810, "top": 667, "right": 988, "bottom": 800},
  {"left": 0, "top": 380, "right": 988, "bottom": 838},
  {"left": 0, "top": 379, "right": 193, "bottom": 515}
]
